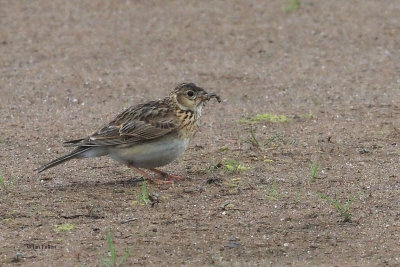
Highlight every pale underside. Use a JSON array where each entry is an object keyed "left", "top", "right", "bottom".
[{"left": 75, "top": 133, "right": 190, "bottom": 169}]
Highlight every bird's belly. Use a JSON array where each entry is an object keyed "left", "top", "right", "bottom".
[{"left": 109, "top": 137, "right": 189, "bottom": 169}]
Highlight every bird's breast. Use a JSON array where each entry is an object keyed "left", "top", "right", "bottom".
[{"left": 176, "top": 109, "right": 201, "bottom": 138}]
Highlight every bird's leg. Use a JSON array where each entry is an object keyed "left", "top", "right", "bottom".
[
  {"left": 149, "top": 168, "right": 186, "bottom": 182},
  {"left": 126, "top": 164, "right": 173, "bottom": 185}
]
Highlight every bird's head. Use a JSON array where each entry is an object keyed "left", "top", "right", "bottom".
[{"left": 171, "top": 82, "right": 221, "bottom": 112}]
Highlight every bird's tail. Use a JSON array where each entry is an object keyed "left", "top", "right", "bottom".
[{"left": 35, "top": 147, "right": 91, "bottom": 173}]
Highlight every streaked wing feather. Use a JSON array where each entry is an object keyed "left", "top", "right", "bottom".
[{"left": 64, "top": 98, "right": 178, "bottom": 147}]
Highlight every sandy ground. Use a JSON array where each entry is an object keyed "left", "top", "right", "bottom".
[{"left": 0, "top": 0, "right": 399, "bottom": 266}]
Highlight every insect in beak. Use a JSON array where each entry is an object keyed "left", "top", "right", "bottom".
[{"left": 204, "top": 92, "right": 221, "bottom": 103}]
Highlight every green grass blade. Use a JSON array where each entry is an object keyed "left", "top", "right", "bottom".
[
  {"left": 107, "top": 231, "right": 116, "bottom": 266},
  {"left": 141, "top": 180, "right": 150, "bottom": 205},
  {"left": 118, "top": 247, "right": 135, "bottom": 266}
]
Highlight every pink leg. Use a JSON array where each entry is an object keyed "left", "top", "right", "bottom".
[
  {"left": 126, "top": 164, "right": 173, "bottom": 185},
  {"left": 149, "top": 168, "right": 186, "bottom": 182}
]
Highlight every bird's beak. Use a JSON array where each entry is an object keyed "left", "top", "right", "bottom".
[{"left": 204, "top": 92, "right": 221, "bottom": 103}]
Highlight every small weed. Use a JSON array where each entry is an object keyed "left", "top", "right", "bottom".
[
  {"left": 55, "top": 223, "right": 74, "bottom": 232},
  {"left": 317, "top": 192, "right": 358, "bottom": 222},
  {"left": 0, "top": 170, "right": 6, "bottom": 191},
  {"left": 239, "top": 113, "right": 288, "bottom": 124},
  {"left": 296, "top": 113, "right": 315, "bottom": 120},
  {"left": 209, "top": 162, "right": 223, "bottom": 172},
  {"left": 263, "top": 156, "right": 274, "bottom": 163},
  {"left": 103, "top": 231, "right": 133, "bottom": 267},
  {"left": 243, "top": 126, "right": 260, "bottom": 148},
  {"left": 266, "top": 182, "right": 281, "bottom": 201},
  {"left": 294, "top": 189, "right": 301, "bottom": 204},
  {"left": 285, "top": 0, "right": 300, "bottom": 12},
  {"left": 265, "top": 133, "right": 286, "bottom": 147},
  {"left": 242, "top": 129, "right": 293, "bottom": 150},
  {"left": 217, "top": 146, "right": 229, "bottom": 152},
  {"left": 141, "top": 181, "right": 150, "bottom": 205},
  {"left": 194, "top": 160, "right": 223, "bottom": 175},
  {"left": 227, "top": 177, "right": 241, "bottom": 187},
  {"left": 310, "top": 163, "right": 321, "bottom": 181},
  {"left": 222, "top": 159, "right": 250, "bottom": 174}
]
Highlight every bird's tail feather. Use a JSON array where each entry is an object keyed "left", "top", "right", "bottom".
[
  {"left": 63, "top": 138, "right": 85, "bottom": 147},
  {"left": 35, "top": 147, "right": 91, "bottom": 173}
]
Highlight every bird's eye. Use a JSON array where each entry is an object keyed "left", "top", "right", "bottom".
[{"left": 187, "top": 90, "right": 195, "bottom": 97}]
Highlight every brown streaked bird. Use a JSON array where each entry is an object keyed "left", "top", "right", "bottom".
[{"left": 36, "top": 83, "right": 221, "bottom": 184}]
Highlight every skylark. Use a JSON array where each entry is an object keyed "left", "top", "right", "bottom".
[{"left": 36, "top": 83, "right": 221, "bottom": 184}]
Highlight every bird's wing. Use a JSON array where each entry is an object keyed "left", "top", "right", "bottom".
[{"left": 63, "top": 99, "right": 178, "bottom": 147}]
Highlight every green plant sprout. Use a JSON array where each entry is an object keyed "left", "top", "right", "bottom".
[
  {"left": 222, "top": 159, "right": 250, "bottom": 174},
  {"left": 103, "top": 231, "right": 134, "bottom": 267},
  {"left": 0, "top": 170, "right": 6, "bottom": 190},
  {"left": 243, "top": 126, "right": 260, "bottom": 148},
  {"left": 141, "top": 180, "right": 150, "bottom": 205},
  {"left": 310, "top": 163, "right": 320, "bottom": 181},
  {"left": 55, "top": 223, "right": 74, "bottom": 232},
  {"left": 266, "top": 183, "right": 281, "bottom": 201},
  {"left": 317, "top": 192, "right": 358, "bottom": 222},
  {"left": 265, "top": 133, "right": 285, "bottom": 147},
  {"left": 285, "top": 0, "right": 300, "bottom": 12}
]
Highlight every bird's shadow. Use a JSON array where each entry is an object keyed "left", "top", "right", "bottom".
[
  {"left": 41, "top": 172, "right": 144, "bottom": 191},
  {"left": 93, "top": 177, "right": 144, "bottom": 187}
]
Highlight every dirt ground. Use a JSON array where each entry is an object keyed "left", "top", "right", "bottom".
[{"left": 1, "top": 0, "right": 399, "bottom": 266}]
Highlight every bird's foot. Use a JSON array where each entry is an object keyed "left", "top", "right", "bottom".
[
  {"left": 126, "top": 164, "right": 183, "bottom": 185},
  {"left": 149, "top": 168, "right": 186, "bottom": 182},
  {"left": 147, "top": 177, "right": 174, "bottom": 185}
]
